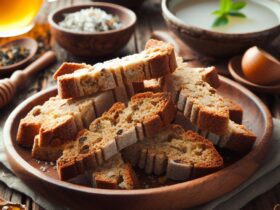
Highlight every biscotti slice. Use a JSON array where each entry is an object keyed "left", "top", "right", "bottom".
[
  {"left": 17, "top": 90, "right": 115, "bottom": 148},
  {"left": 57, "top": 92, "right": 176, "bottom": 180},
  {"left": 89, "top": 154, "right": 139, "bottom": 189},
  {"left": 122, "top": 124, "right": 223, "bottom": 181},
  {"left": 55, "top": 39, "right": 177, "bottom": 99},
  {"left": 162, "top": 64, "right": 229, "bottom": 135},
  {"left": 32, "top": 135, "right": 68, "bottom": 161},
  {"left": 224, "top": 98, "right": 243, "bottom": 124},
  {"left": 198, "top": 120, "right": 256, "bottom": 154}
]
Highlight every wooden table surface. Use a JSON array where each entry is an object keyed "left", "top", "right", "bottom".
[{"left": 0, "top": 0, "right": 279, "bottom": 209}]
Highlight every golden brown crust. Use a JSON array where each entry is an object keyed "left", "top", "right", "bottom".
[
  {"left": 200, "top": 66, "right": 220, "bottom": 89},
  {"left": 17, "top": 122, "right": 41, "bottom": 148},
  {"left": 57, "top": 77, "right": 80, "bottom": 99},
  {"left": 38, "top": 116, "right": 78, "bottom": 147},
  {"left": 219, "top": 122, "right": 256, "bottom": 154},
  {"left": 197, "top": 108, "right": 229, "bottom": 136},
  {"left": 224, "top": 98, "right": 243, "bottom": 124},
  {"left": 123, "top": 125, "right": 223, "bottom": 181},
  {"left": 56, "top": 40, "right": 177, "bottom": 99},
  {"left": 94, "top": 164, "right": 139, "bottom": 189},
  {"left": 53, "top": 62, "right": 90, "bottom": 80},
  {"left": 57, "top": 92, "right": 176, "bottom": 180}
]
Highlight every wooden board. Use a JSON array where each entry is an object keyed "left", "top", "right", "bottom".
[{"left": 3, "top": 77, "right": 273, "bottom": 210}]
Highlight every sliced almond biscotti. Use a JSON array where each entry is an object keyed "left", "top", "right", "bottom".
[
  {"left": 89, "top": 154, "right": 139, "bottom": 189},
  {"left": 54, "top": 39, "right": 177, "bottom": 99},
  {"left": 223, "top": 98, "right": 243, "bottom": 124},
  {"left": 198, "top": 120, "right": 256, "bottom": 154},
  {"left": 30, "top": 83, "right": 155, "bottom": 162},
  {"left": 57, "top": 92, "right": 176, "bottom": 180},
  {"left": 122, "top": 124, "right": 223, "bottom": 181},
  {"left": 17, "top": 91, "right": 115, "bottom": 148},
  {"left": 161, "top": 64, "right": 229, "bottom": 135}
]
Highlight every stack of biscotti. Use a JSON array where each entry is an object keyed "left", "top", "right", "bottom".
[
  {"left": 54, "top": 39, "right": 177, "bottom": 99},
  {"left": 161, "top": 63, "right": 256, "bottom": 153},
  {"left": 89, "top": 154, "right": 139, "bottom": 189},
  {"left": 56, "top": 92, "right": 176, "bottom": 180},
  {"left": 17, "top": 90, "right": 116, "bottom": 150},
  {"left": 122, "top": 124, "right": 223, "bottom": 181}
]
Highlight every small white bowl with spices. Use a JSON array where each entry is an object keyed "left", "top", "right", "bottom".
[{"left": 48, "top": 3, "right": 136, "bottom": 57}]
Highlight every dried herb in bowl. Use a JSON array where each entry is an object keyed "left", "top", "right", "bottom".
[{"left": 0, "top": 46, "right": 30, "bottom": 67}]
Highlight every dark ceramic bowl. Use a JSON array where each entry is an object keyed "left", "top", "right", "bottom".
[
  {"left": 94, "top": 0, "right": 146, "bottom": 11},
  {"left": 162, "top": 0, "right": 280, "bottom": 57},
  {"left": 48, "top": 3, "right": 136, "bottom": 57}
]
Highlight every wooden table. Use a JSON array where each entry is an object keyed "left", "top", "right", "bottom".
[{"left": 0, "top": 0, "right": 279, "bottom": 209}]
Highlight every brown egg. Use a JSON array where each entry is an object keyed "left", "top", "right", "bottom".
[{"left": 241, "top": 46, "right": 280, "bottom": 85}]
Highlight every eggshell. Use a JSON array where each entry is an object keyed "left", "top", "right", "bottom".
[{"left": 241, "top": 46, "right": 280, "bottom": 85}]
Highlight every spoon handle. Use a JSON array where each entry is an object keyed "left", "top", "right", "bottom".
[
  {"left": 0, "top": 51, "right": 57, "bottom": 109},
  {"left": 11, "top": 51, "right": 57, "bottom": 86}
]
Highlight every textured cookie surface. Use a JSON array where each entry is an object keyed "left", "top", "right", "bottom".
[
  {"left": 57, "top": 92, "right": 176, "bottom": 180},
  {"left": 123, "top": 124, "right": 223, "bottom": 181}
]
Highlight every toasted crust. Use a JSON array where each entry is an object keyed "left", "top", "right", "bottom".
[
  {"left": 219, "top": 121, "right": 256, "bottom": 154},
  {"left": 57, "top": 92, "right": 176, "bottom": 180},
  {"left": 123, "top": 125, "right": 223, "bottom": 181},
  {"left": 55, "top": 39, "right": 177, "bottom": 99},
  {"left": 90, "top": 154, "right": 139, "bottom": 189},
  {"left": 17, "top": 121, "right": 41, "bottom": 148},
  {"left": 32, "top": 135, "right": 64, "bottom": 161},
  {"left": 53, "top": 63, "right": 91, "bottom": 80},
  {"left": 224, "top": 98, "right": 243, "bottom": 124},
  {"left": 57, "top": 77, "right": 80, "bottom": 99},
  {"left": 161, "top": 65, "right": 230, "bottom": 135},
  {"left": 38, "top": 115, "right": 78, "bottom": 147}
]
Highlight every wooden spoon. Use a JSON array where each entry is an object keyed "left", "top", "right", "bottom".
[
  {"left": 0, "top": 38, "right": 38, "bottom": 74},
  {"left": 0, "top": 51, "right": 57, "bottom": 109}
]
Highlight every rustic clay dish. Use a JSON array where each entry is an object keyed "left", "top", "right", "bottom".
[
  {"left": 4, "top": 77, "right": 272, "bottom": 210},
  {"left": 48, "top": 3, "right": 136, "bottom": 57},
  {"left": 229, "top": 55, "right": 280, "bottom": 94},
  {"left": 162, "top": 0, "right": 280, "bottom": 57},
  {"left": 0, "top": 38, "right": 38, "bottom": 75}
]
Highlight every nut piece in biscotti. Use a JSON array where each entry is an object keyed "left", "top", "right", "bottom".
[
  {"left": 16, "top": 91, "right": 116, "bottom": 148},
  {"left": 55, "top": 39, "right": 177, "bottom": 99},
  {"left": 161, "top": 64, "right": 229, "bottom": 135},
  {"left": 57, "top": 92, "right": 176, "bottom": 180},
  {"left": 89, "top": 154, "right": 139, "bottom": 189},
  {"left": 223, "top": 98, "right": 243, "bottom": 124},
  {"left": 122, "top": 124, "right": 223, "bottom": 181}
]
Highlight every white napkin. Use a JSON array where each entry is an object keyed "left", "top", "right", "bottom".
[{"left": 0, "top": 119, "right": 279, "bottom": 210}]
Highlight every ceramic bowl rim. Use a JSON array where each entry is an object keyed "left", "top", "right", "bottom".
[
  {"left": 48, "top": 2, "right": 137, "bottom": 36},
  {"left": 162, "top": 0, "right": 280, "bottom": 38}
]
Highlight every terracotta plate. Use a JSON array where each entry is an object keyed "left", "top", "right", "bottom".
[{"left": 3, "top": 76, "right": 272, "bottom": 210}]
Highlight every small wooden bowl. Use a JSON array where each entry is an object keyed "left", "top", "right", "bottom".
[
  {"left": 0, "top": 38, "right": 38, "bottom": 75},
  {"left": 3, "top": 77, "right": 272, "bottom": 210},
  {"left": 48, "top": 3, "right": 136, "bottom": 57},
  {"left": 94, "top": 0, "right": 146, "bottom": 11},
  {"left": 229, "top": 55, "right": 280, "bottom": 93},
  {"left": 162, "top": 0, "right": 280, "bottom": 57}
]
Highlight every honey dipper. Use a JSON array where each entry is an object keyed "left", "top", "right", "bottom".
[{"left": 0, "top": 51, "right": 57, "bottom": 109}]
